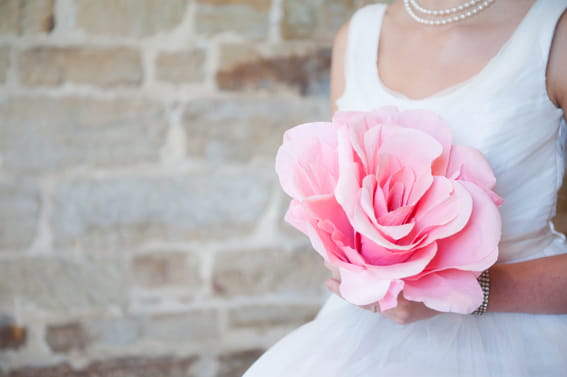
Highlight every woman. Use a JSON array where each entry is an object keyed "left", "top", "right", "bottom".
[{"left": 244, "top": 0, "right": 567, "bottom": 375}]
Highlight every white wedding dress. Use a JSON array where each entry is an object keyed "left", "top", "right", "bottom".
[{"left": 243, "top": 1, "right": 567, "bottom": 376}]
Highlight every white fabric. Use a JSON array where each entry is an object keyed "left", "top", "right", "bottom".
[{"left": 243, "top": 1, "right": 567, "bottom": 375}]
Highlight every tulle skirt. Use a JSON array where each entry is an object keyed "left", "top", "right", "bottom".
[{"left": 243, "top": 293, "right": 567, "bottom": 377}]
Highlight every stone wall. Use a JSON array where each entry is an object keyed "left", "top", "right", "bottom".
[
  {"left": 0, "top": 0, "right": 381, "bottom": 376},
  {"left": 2, "top": 1, "right": 567, "bottom": 377}
]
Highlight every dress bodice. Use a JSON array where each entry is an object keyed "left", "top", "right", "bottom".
[{"left": 337, "top": 0, "right": 567, "bottom": 263}]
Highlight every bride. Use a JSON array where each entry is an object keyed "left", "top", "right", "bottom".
[{"left": 244, "top": 0, "right": 567, "bottom": 375}]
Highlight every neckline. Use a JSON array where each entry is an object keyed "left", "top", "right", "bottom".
[{"left": 371, "top": 0, "right": 541, "bottom": 103}]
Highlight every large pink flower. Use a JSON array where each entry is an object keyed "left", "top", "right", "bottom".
[{"left": 276, "top": 107, "right": 502, "bottom": 314}]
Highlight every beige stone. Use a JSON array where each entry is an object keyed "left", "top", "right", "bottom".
[
  {"left": 0, "top": 97, "right": 166, "bottom": 173},
  {"left": 0, "top": 0, "right": 54, "bottom": 36},
  {"left": 182, "top": 97, "right": 328, "bottom": 164},
  {"left": 19, "top": 47, "right": 143, "bottom": 88},
  {"left": 0, "top": 256, "right": 130, "bottom": 315},
  {"left": 212, "top": 247, "right": 329, "bottom": 298},
  {"left": 155, "top": 49, "right": 206, "bottom": 84},
  {"left": 132, "top": 251, "right": 201, "bottom": 289},
  {"left": 194, "top": 0, "right": 271, "bottom": 38},
  {"left": 45, "top": 322, "right": 91, "bottom": 353},
  {"left": 75, "top": 0, "right": 187, "bottom": 37},
  {"left": 217, "top": 43, "right": 331, "bottom": 95},
  {"left": 51, "top": 172, "right": 273, "bottom": 248}
]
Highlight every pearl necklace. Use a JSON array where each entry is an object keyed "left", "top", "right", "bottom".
[{"left": 403, "top": 0, "right": 496, "bottom": 25}]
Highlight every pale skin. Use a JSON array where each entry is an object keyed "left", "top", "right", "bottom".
[{"left": 327, "top": 0, "right": 567, "bottom": 324}]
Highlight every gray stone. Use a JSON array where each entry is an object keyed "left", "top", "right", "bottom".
[
  {"left": 51, "top": 172, "right": 273, "bottom": 249},
  {"left": 212, "top": 246, "right": 329, "bottom": 298},
  {"left": 0, "top": 256, "right": 130, "bottom": 315},
  {"left": 19, "top": 47, "right": 143, "bottom": 88},
  {"left": 75, "top": 0, "right": 187, "bottom": 37},
  {"left": 281, "top": 0, "right": 379, "bottom": 41},
  {"left": 195, "top": 0, "right": 271, "bottom": 39},
  {"left": 217, "top": 349, "right": 264, "bottom": 377},
  {"left": 0, "top": 0, "right": 54, "bottom": 36},
  {"left": 156, "top": 50, "right": 206, "bottom": 84},
  {"left": 0, "top": 182, "right": 40, "bottom": 251},
  {"left": 0, "top": 97, "right": 167, "bottom": 174},
  {"left": 227, "top": 303, "right": 319, "bottom": 331},
  {"left": 182, "top": 97, "right": 328, "bottom": 164},
  {"left": 0, "top": 46, "right": 10, "bottom": 84}
]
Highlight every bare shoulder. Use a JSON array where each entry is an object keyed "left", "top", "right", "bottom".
[
  {"left": 547, "top": 9, "right": 567, "bottom": 111},
  {"left": 330, "top": 21, "right": 351, "bottom": 114}
]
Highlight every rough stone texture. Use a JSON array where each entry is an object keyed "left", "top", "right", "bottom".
[
  {"left": 74, "top": 0, "right": 187, "bottom": 37},
  {"left": 0, "top": 97, "right": 166, "bottom": 174},
  {"left": 182, "top": 97, "right": 328, "bottom": 163},
  {"left": 216, "top": 349, "right": 264, "bottom": 377},
  {"left": 216, "top": 43, "right": 331, "bottom": 96},
  {"left": 0, "top": 182, "right": 40, "bottom": 251},
  {"left": 0, "top": 316, "right": 27, "bottom": 351},
  {"left": 194, "top": 0, "right": 271, "bottom": 38},
  {"left": 0, "top": 256, "right": 129, "bottom": 314},
  {"left": 46, "top": 322, "right": 91, "bottom": 353},
  {"left": 212, "top": 247, "right": 328, "bottom": 297},
  {"left": 6, "top": 356, "right": 199, "bottom": 377},
  {"left": 0, "top": 46, "right": 9, "bottom": 84},
  {"left": 132, "top": 252, "right": 201, "bottom": 289},
  {"left": 156, "top": 50, "right": 206, "bottom": 84},
  {"left": 227, "top": 303, "right": 319, "bottom": 331},
  {"left": 0, "top": 0, "right": 54, "bottom": 36},
  {"left": 19, "top": 47, "right": 143, "bottom": 88},
  {"left": 51, "top": 172, "right": 272, "bottom": 248},
  {"left": 281, "top": 0, "right": 378, "bottom": 41}
]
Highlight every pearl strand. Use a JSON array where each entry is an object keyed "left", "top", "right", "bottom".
[
  {"left": 409, "top": 0, "right": 482, "bottom": 16},
  {"left": 403, "top": 0, "right": 496, "bottom": 26}
]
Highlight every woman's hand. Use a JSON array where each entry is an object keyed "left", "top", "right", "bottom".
[{"left": 324, "top": 262, "right": 440, "bottom": 324}]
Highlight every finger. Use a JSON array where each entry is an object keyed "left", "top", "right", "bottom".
[{"left": 325, "top": 278, "right": 342, "bottom": 297}]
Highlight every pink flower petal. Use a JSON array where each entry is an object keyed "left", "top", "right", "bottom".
[
  {"left": 427, "top": 181, "right": 501, "bottom": 272},
  {"left": 339, "top": 267, "right": 391, "bottom": 306},
  {"left": 379, "top": 280, "right": 405, "bottom": 311},
  {"left": 363, "top": 242, "right": 437, "bottom": 279},
  {"left": 403, "top": 269, "right": 483, "bottom": 314}
]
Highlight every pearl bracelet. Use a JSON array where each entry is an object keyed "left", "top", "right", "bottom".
[{"left": 472, "top": 270, "right": 490, "bottom": 315}]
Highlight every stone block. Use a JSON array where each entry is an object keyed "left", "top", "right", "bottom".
[
  {"left": 156, "top": 49, "right": 206, "bottom": 84},
  {"left": 74, "top": 0, "right": 187, "bottom": 37},
  {"left": 216, "top": 43, "right": 331, "bottom": 96},
  {"left": 6, "top": 355, "right": 199, "bottom": 377},
  {"left": 194, "top": 0, "right": 271, "bottom": 38},
  {"left": 0, "top": 256, "right": 129, "bottom": 315},
  {"left": 212, "top": 246, "right": 328, "bottom": 298},
  {"left": 227, "top": 303, "right": 319, "bottom": 331},
  {"left": 281, "top": 0, "right": 378, "bottom": 41},
  {"left": 132, "top": 252, "right": 201, "bottom": 289},
  {"left": 217, "top": 349, "right": 264, "bottom": 377},
  {"left": 0, "top": 182, "right": 40, "bottom": 251},
  {"left": 0, "top": 315, "right": 27, "bottom": 351},
  {"left": 51, "top": 172, "right": 272, "bottom": 248},
  {"left": 0, "top": 97, "right": 166, "bottom": 174},
  {"left": 0, "top": 46, "right": 9, "bottom": 84},
  {"left": 19, "top": 47, "right": 143, "bottom": 87},
  {"left": 45, "top": 322, "right": 90, "bottom": 353},
  {"left": 0, "top": 0, "right": 54, "bottom": 36},
  {"left": 182, "top": 97, "right": 328, "bottom": 164}
]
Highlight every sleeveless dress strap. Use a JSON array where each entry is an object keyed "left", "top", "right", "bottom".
[{"left": 533, "top": 0, "right": 567, "bottom": 63}]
